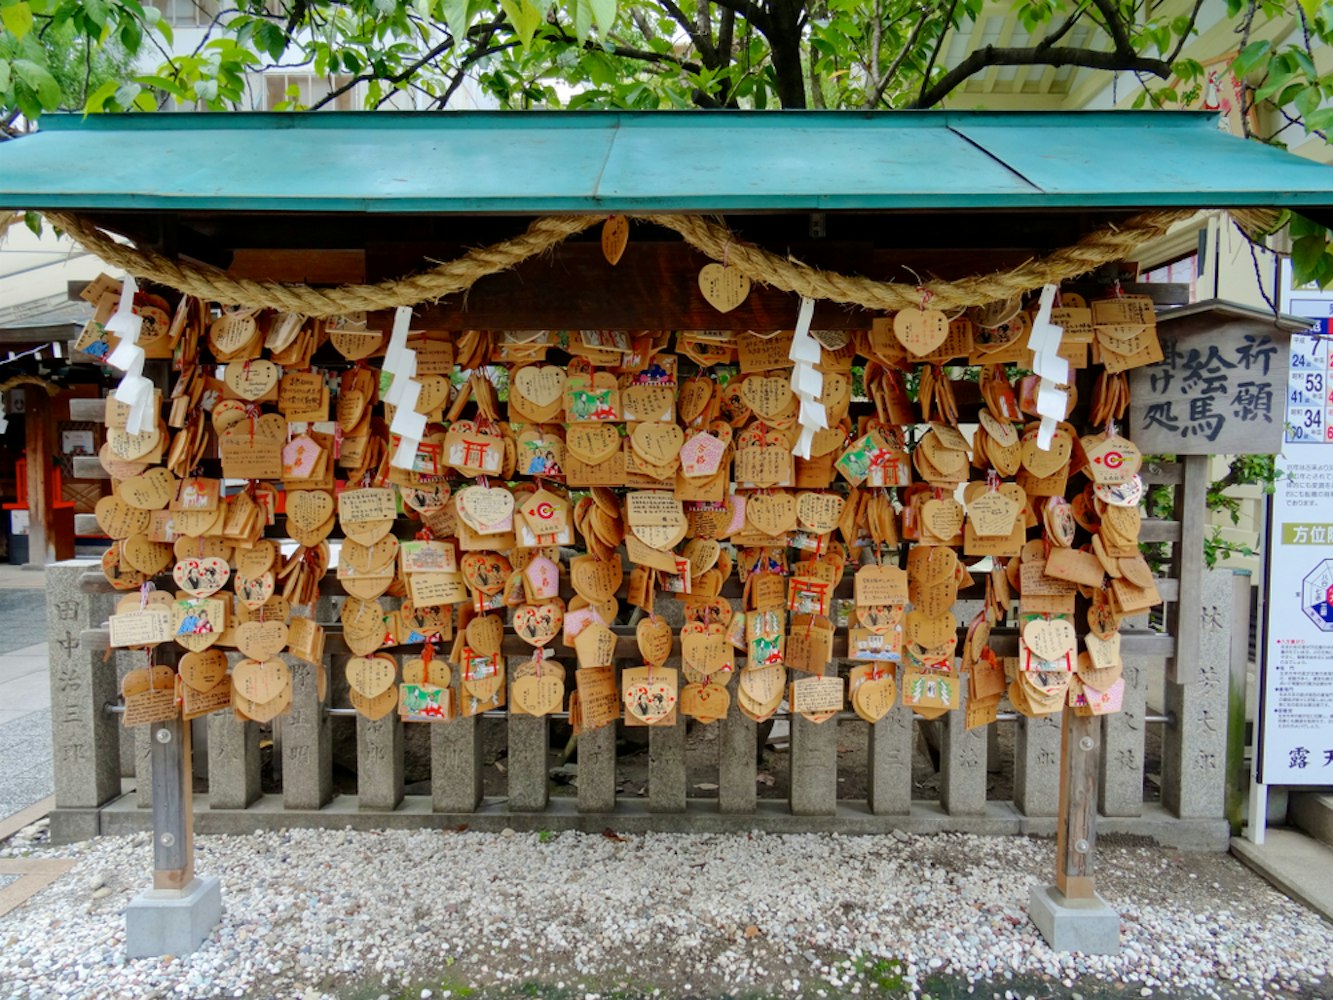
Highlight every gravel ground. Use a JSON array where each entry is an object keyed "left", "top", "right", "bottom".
[{"left": 0, "top": 823, "right": 1328, "bottom": 1000}]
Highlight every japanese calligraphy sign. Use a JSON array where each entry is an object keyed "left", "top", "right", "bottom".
[{"left": 1129, "top": 309, "right": 1287, "bottom": 454}]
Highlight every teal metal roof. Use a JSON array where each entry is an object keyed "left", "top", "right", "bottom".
[{"left": 0, "top": 110, "right": 1330, "bottom": 214}]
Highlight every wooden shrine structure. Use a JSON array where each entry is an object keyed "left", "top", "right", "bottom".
[{"left": 2, "top": 110, "right": 1332, "bottom": 952}]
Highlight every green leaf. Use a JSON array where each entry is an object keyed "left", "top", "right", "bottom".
[
  {"left": 1306, "top": 107, "right": 1333, "bottom": 134},
  {"left": 1298, "top": 0, "right": 1322, "bottom": 17},
  {"left": 1292, "top": 233, "right": 1328, "bottom": 281},
  {"left": 572, "top": 0, "right": 590, "bottom": 41},
  {"left": 114, "top": 81, "right": 141, "bottom": 108},
  {"left": 84, "top": 78, "right": 119, "bottom": 113},
  {"left": 0, "top": 58, "right": 9, "bottom": 92},
  {"left": 587, "top": 0, "right": 615, "bottom": 34},
  {"left": 439, "top": 0, "right": 470, "bottom": 39},
  {"left": 253, "top": 20, "right": 288, "bottom": 61},
  {"left": 1230, "top": 39, "right": 1271, "bottom": 80},
  {"left": 1254, "top": 68, "right": 1295, "bottom": 104},
  {"left": 498, "top": 0, "right": 540, "bottom": 46},
  {"left": 22, "top": 210, "right": 40, "bottom": 238},
  {"left": 1290, "top": 47, "right": 1316, "bottom": 80},
  {"left": 118, "top": 15, "right": 142, "bottom": 55},
  {"left": 1, "top": 2, "right": 33, "bottom": 40},
  {"left": 1289, "top": 212, "right": 1325, "bottom": 239},
  {"left": 12, "top": 58, "right": 60, "bottom": 109},
  {"left": 1294, "top": 84, "right": 1322, "bottom": 119}
]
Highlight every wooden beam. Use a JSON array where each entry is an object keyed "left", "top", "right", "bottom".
[
  {"left": 376, "top": 242, "right": 1037, "bottom": 330},
  {"left": 228, "top": 249, "right": 366, "bottom": 285},
  {"left": 23, "top": 386, "right": 50, "bottom": 568},
  {"left": 0, "top": 325, "right": 81, "bottom": 347},
  {"left": 1055, "top": 709, "right": 1100, "bottom": 899},
  {"left": 150, "top": 711, "right": 195, "bottom": 891}
]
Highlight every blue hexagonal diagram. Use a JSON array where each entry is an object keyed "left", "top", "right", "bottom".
[{"left": 1301, "top": 559, "right": 1333, "bottom": 631}]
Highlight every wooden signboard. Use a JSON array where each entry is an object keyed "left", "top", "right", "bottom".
[{"left": 1128, "top": 303, "right": 1297, "bottom": 455}]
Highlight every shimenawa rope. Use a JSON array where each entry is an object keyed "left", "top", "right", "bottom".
[{"left": 40, "top": 207, "right": 1281, "bottom": 317}]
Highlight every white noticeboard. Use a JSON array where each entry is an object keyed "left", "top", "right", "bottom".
[{"left": 1259, "top": 321, "right": 1333, "bottom": 785}]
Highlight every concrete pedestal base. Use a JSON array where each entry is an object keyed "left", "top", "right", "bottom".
[
  {"left": 1028, "top": 884, "right": 1120, "bottom": 955},
  {"left": 125, "top": 876, "right": 222, "bottom": 959}
]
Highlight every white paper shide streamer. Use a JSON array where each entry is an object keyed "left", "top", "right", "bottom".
[
  {"left": 1028, "top": 284, "right": 1068, "bottom": 451},
  {"left": 386, "top": 306, "right": 426, "bottom": 470},
  {"left": 103, "top": 275, "right": 156, "bottom": 435},
  {"left": 788, "top": 297, "right": 825, "bottom": 460}
]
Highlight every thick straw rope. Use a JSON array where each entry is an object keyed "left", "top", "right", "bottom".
[{"left": 43, "top": 206, "right": 1281, "bottom": 317}]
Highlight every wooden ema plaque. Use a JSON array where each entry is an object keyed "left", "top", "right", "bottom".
[{"left": 88, "top": 272, "right": 1175, "bottom": 906}]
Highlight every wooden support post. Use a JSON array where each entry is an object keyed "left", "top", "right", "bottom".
[
  {"left": 150, "top": 716, "right": 194, "bottom": 891},
  {"left": 1055, "top": 709, "right": 1100, "bottom": 900},
  {"left": 23, "top": 386, "right": 50, "bottom": 568}
]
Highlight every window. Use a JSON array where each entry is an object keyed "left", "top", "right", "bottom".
[
  {"left": 263, "top": 73, "right": 359, "bottom": 111},
  {"left": 1140, "top": 254, "right": 1198, "bottom": 285},
  {"left": 151, "top": 0, "right": 220, "bottom": 27}
]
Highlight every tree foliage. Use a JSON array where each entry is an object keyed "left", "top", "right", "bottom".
[{"left": 0, "top": 0, "right": 1331, "bottom": 280}]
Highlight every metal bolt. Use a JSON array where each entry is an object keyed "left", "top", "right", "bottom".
[
  {"left": 160, "top": 833, "right": 175, "bottom": 847},
  {"left": 1079, "top": 736, "right": 1095, "bottom": 752},
  {"left": 155, "top": 728, "right": 172, "bottom": 744},
  {"left": 1074, "top": 838, "right": 1090, "bottom": 854}
]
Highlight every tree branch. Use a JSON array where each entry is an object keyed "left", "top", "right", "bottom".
[
  {"left": 865, "top": 8, "right": 930, "bottom": 109},
  {"left": 916, "top": 0, "right": 957, "bottom": 106},
  {"left": 653, "top": 0, "right": 717, "bottom": 62},
  {"left": 547, "top": 24, "right": 704, "bottom": 74},
  {"left": 1034, "top": 1, "right": 1091, "bottom": 53},
  {"left": 1088, "top": 0, "right": 1139, "bottom": 57},
  {"left": 697, "top": 0, "right": 771, "bottom": 35},
  {"left": 912, "top": 43, "right": 1172, "bottom": 109},
  {"left": 1165, "top": 0, "right": 1206, "bottom": 65},
  {"left": 308, "top": 20, "right": 505, "bottom": 111}
]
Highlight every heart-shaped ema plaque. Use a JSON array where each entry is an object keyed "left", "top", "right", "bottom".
[
  {"left": 893, "top": 307, "right": 950, "bottom": 356},
  {"left": 118, "top": 467, "right": 177, "bottom": 511},
  {"left": 1023, "top": 616, "right": 1077, "bottom": 663},
  {"left": 180, "top": 649, "right": 229, "bottom": 693},
  {"left": 512, "top": 673, "right": 565, "bottom": 716},
  {"left": 851, "top": 672, "right": 896, "bottom": 723},
  {"left": 346, "top": 653, "right": 397, "bottom": 699},
  {"left": 630, "top": 422, "right": 684, "bottom": 469},
  {"left": 747, "top": 492, "right": 797, "bottom": 536},
  {"left": 236, "top": 571, "right": 276, "bottom": 610},
  {"left": 739, "top": 376, "right": 795, "bottom": 422},
  {"left": 232, "top": 656, "right": 291, "bottom": 705},
  {"left": 464, "top": 613, "right": 504, "bottom": 657},
  {"left": 172, "top": 556, "right": 231, "bottom": 599},
  {"left": 698, "top": 263, "right": 750, "bottom": 314},
  {"left": 287, "top": 490, "right": 335, "bottom": 532},
  {"left": 235, "top": 619, "right": 289, "bottom": 660},
  {"left": 224, "top": 359, "right": 280, "bottom": 401},
  {"left": 456, "top": 485, "right": 515, "bottom": 535},
  {"left": 636, "top": 616, "right": 674, "bottom": 666},
  {"left": 622, "top": 666, "right": 678, "bottom": 723},
  {"left": 512, "top": 602, "right": 563, "bottom": 647},
  {"left": 565, "top": 423, "right": 622, "bottom": 465},
  {"left": 921, "top": 498, "right": 965, "bottom": 540}
]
